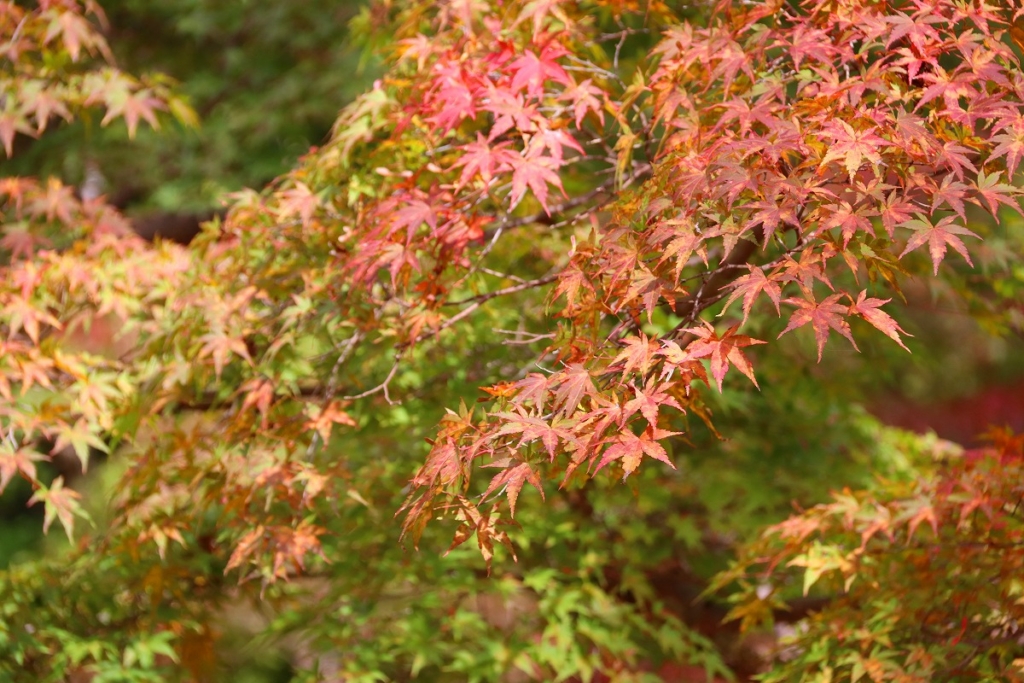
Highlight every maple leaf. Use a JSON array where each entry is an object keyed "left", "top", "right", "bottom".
[
  {"left": 0, "top": 444, "right": 46, "bottom": 491},
  {"left": 44, "top": 9, "right": 104, "bottom": 61},
  {"left": 277, "top": 182, "right": 320, "bottom": 226},
  {"left": 494, "top": 407, "right": 575, "bottom": 460},
  {"left": 306, "top": 402, "right": 357, "bottom": 443},
  {"left": 28, "top": 477, "right": 90, "bottom": 541},
  {"left": 930, "top": 175, "right": 969, "bottom": 221},
  {"left": 989, "top": 124, "right": 1024, "bottom": 177},
  {"left": 777, "top": 250, "right": 834, "bottom": 292},
  {"left": 413, "top": 438, "right": 464, "bottom": 489},
  {"left": 36, "top": 177, "right": 79, "bottom": 224},
  {"left": 892, "top": 109, "right": 932, "bottom": 151},
  {"left": 611, "top": 332, "right": 658, "bottom": 378},
  {"left": 241, "top": 378, "right": 276, "bottom": 428},
  {"left": 52, "top": 419, "right": 109, "bottom": 472},
  {"left": 680, "top": 323, "right": 766, "bottom": 392},
  {"left": 481, "top": 461, "right": 544, "bottom": 517},
  {"left": 551, "top": 261, "right": 593, "bottom": 310},
  {"left": 819, "top": 120, "right": 886, "bottom": 180},
  {"left": 895, "top": 495, "right": 939, "bottom": 539},
  {"left": 0, "top": 107, "right": 34, "bottom": 157},
  {"left": 513, "top": 372, "right": 551, "bottom": 408},
  {"left": 482, "top": 86, "right": 539, "bottom": 139},
  {"left": 390, "top": 198, "right": 438, "bottom": 243},
  {"left": 721, "top": 266, "right": 782, "bottom": 325},
  {"left": 898, "top": 213, "right": 979, "bottom": 275},
  {"left": 558, "top": 79, "right": 604, "bottom": 129},
  {"left": 623, "top": 382, "right": 683, "bottom": 427},
  {"left": 270, "top": 522, "right": 326, "bottom": 577},
  {"left": 3, "top": 296, "right": 61, "bottom": 344},
  {"left": 451, "top": 133, "right": 517, "bottom": 188},
  {"left": 885, "top": 10, "right": 943, "bottom": 49},
  {"left": 916, "top": 66, "right": 976, "bottom": 112},
  {"left": 849, "top": 291, "right": 910, "bottom": 352},
  {"left": 744, "top": 197, "right": 799, "bottom": 245},
  {"left": 515, "top": 0, "right": 573, "bottom": 36},
  {"left": 444, "top": 496, "right": 516, "bottom": 571},
  {"left": 530, "top": 126, "right": 584, "bottom": 165},
  {"left": 594, "top": 427, "right": 678, "bottom": 478},
  {"left": 225, "top": 525, "right": 265, "bottom": 575},
  {"left": 971, "top": 170, "right": 1020, "bottom": 219},
  {"left": 879, "top": 191, "right": 916, "bottom": 238},
  {"left": 622, "top": 266, "right": 669, "bottom": 323},
  {"left": 934, "top": 140, "right": 977, "bottom": 179},
  {"left": 710, "top": 38, "right": 754, "bottom": 94},
  {"left": 654, "top": 218, "right": 706, "bottom": 284},
  {"left": 398, "top": 33, "right": 436, "bottom": 71},
  {"left": 552, "top": 363, "right": 595, "bottom": 417},
  {"left": 820, "top": 201, "right": 875, "bottom": 247},
  {"left": 427, "top": 60, "right": 478, "bottom": 131},
  {"left": 101, "top": 88, "right": 165, "bottom": 139},
  {"left": 779, "top": 292, "right": 859, "bottom": 361},
  {"left": 480, "top": 381, "right": 518, "bottom": 399},
  {"left": 509, "top": 44, "right": 572, "bottom": 98},
  {"left": 198, "top": 331, "right": 253, "bottom": 378},
  {"left": 780, "top": 25, "right": 835, "bottom": 71},
  {"left": 508, "top": 149, "right": 565, "bottom": 213}
]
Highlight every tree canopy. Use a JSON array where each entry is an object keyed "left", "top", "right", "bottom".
[{"left": 2, "top": 0, "right": 1024, "bottom": 681}]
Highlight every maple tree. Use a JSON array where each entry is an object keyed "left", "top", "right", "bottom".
[{"left": 2, "top": 0, "right": 1024, "bottom": 681}]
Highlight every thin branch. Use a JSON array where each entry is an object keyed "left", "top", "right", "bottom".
[
  {"left": 338, "top": 355, "right": 402, "bottom": 405},
  {"left": 415, "top": 275, "right": 558, "bottom": 346},
  {"left": 446, "top": 273, "right": 559, "bottom": 307}
]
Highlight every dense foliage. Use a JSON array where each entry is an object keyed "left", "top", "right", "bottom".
[{"left": 2, "top": 0, "right": 1024, "bottom": 681}]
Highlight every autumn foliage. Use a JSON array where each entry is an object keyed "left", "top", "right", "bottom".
[{"left": 2, "top": 0, "right": 1024, "bottom": 680}]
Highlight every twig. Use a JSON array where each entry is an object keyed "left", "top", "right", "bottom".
[
  {"left": 339, "top": 356, "right": 402, "bottom": 405},
  {"left": 446, "top": 273, "right": 559, "bottom": 307}
]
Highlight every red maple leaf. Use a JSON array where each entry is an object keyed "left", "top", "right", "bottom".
[
  {"left": 721, "top": 266, "right": 782, "bottom": 325},
  {"left": 744, "top": 196, "right": 800, "bottom": 245},
  {"left": 971, "top": 170, "right": 1020, "bottom": 219},
  {"left": 101, "top": 88, "right": 165, "bottom": 139},
  {"left": 930, "top": 175, "right": 969, "bottom": 221},
  {"left": 558, "top": 78, "right": 604, "bottom": 129},
  {"left": 494, "top": 407, "right": 575, "bottom": 459},
  {"left": 623, "top": 381, "right": 683, "bottom": 427},
  {"left": 934, "top": 140, "right": 977, "bottom": 179},
  {"left": 509, "top": 44, "right": 572, "bottom": 98},
  {"left": 0, "top": 445, "right": 46, "bottom": 491},
  {"left": 819, "top": 120, "right": 886, "bottom": 180},
  {"left": 779, "top": 292, "right": 858, "bottom": 361},
  {"left": 390, "top": 198, "right": 438, "bottom": 243},
  {"left": 680, "top": 323, "right": 765, "bottom": 391},
  {"left": 820, "top": 201, "right": 875, "bottom": 246},
  {"left": 508, "top": 149, "right": 565, "bottom": 213},
  {"left": 483, "top": 85, "right": 539, "bottom": 139},
  {"left": 552, "top": 363, "right": 595, "bottom": 417},
  {"left": 611, "top": 332, "right": 658, "bottom": 378},
  {"left": 898, "top": 213, "right": 979, "bottom": 274},
  {"left": 990, "top": 119, "right": 1024, "bottom": 176},
  {"left": 594, "top": 427, "right": 678, "bottom": 478},
  {"left": 551, "top": 261, "right": 592, "bottom": 310},
  {"left": 427, "top": 60, "right": 478, "bottom": 131},
  {"left": 28, "top": 477, "right": 88, "bottom": 541},
  {"left": 452, "top": 133, "right": 517, "bottom": 188},
  {"left": 481, "top": 461, "right": 544, "bottom": 517},
  {"left": 512, "top": 373, "right": 551, "bottom": 408},
  {"left": 277, "top": 182, "right": 320, "bottom": 227},
  {"left": 849, "top": 290, "right": 910, "bottom": 352}
]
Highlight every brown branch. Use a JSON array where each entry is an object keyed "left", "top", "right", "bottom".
[
  {"left": 445, "top": 274, "right": 559, "bottom": 307},
  {"left": 338, "top": 355, "right": 401, "bottom": 405},
  {"left": 672, "top": 238, "right": 759, "bottom": 324}
]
